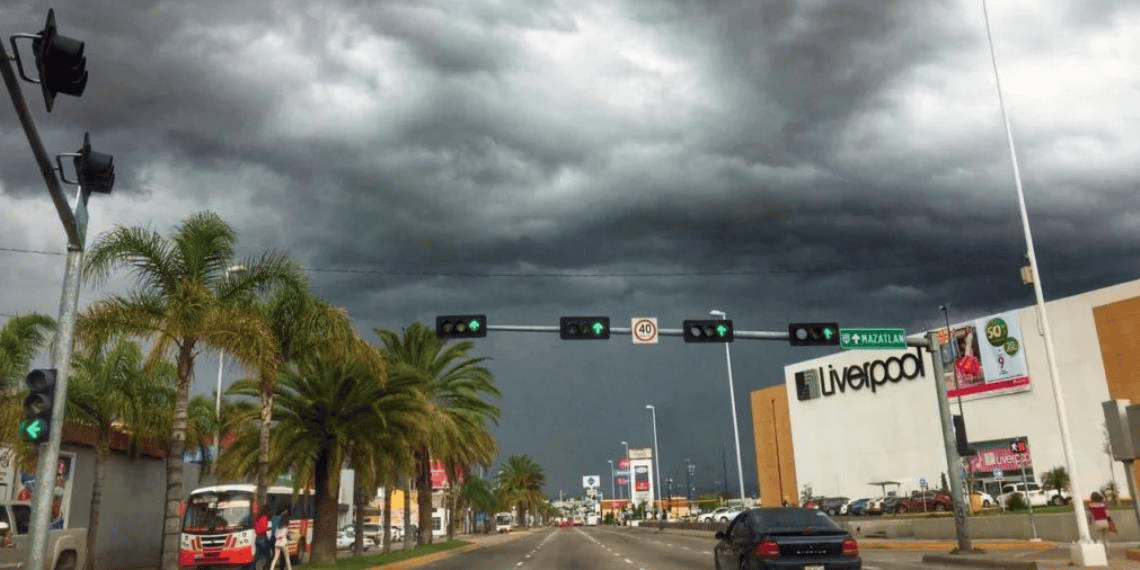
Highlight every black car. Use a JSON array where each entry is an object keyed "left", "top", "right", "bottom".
[
  {"left": 714, "top": 508, "right": 861, "bottom": 569},
  {"left": 818, "top": 497, "right": 849, "bottom": 516}
]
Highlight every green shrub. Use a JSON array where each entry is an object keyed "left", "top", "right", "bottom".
[{"left": 1007, "top": 493, "right": 1028, "bottom": 511}]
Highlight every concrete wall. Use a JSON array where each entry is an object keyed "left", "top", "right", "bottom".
[
  {"left": 835, "top": 511, "right": 1139, "bottom": 543},
  {"left": 65, "top": 444, "right": 205, "bottom": 570}
]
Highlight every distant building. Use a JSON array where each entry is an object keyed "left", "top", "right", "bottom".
[{"left": 752, "top": 277, "right": 1140, "bottom": 505}]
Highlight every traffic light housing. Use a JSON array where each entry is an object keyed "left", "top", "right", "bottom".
[
  {"left": 952, "top": 415, "right": 976, "bottom": 457},
  {"left": 435, "top": 315, "right": 487, "bottom": 338},
  {"left": 20, "top": 369, "right": 56, "bottom": 444},
  {"left": 788, "top": 323, "right": 840, "bottom": 346},
  {"left": 683, "top": 320, "right": 734, "bottom": 342},
  {"left": 1009, "top": 438, "right": 1028, "bottom": 454},
  {"left": 560, "top": 317, "right": 610, "bottom": 340},
  {"left": 13, "top": 10, "right": 89, "bottom": 112},
  {"left": 57, "top": 132, "right": 115, "bottom": 199}
]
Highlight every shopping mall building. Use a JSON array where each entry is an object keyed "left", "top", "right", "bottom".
[{"left": 751, "top": 278, "right": 1140, "bottom": 506}]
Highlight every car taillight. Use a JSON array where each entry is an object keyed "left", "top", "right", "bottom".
[
  {"left": 842, "top": 537, "right": 859, "bottom": 556},
  {"left": 753, "top": 540, "right": 780, "bottom": 558}
]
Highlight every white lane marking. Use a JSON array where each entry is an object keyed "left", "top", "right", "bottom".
[
  {"left": 515, "top": 563, "right": 523, "bottom": 567},
  {"left": 624, "top": 558, "right": 633, "bottom": 564},
  {"left": 701, "top": 551, "right": 712, "bottom": 555}
]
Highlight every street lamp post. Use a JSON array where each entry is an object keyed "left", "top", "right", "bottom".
[
  {"left": 685, "top": 459, "right": 694, "bottom": 500},
  {"left": 711, "top": 309, "right": 747, "bottom": 503},
  {"left": 621, "top": 440, "right": 632, "bottom": 511},
  {"left": 608, "top": 459, "right": 615, "bottom": 503},
  {"left": 213, "top": 264, "right": 245, "bottom": 461},
  {"left": 646, "top": 404, "right": 663, "bottom": 517},
  {"left": 981, "top": 1, "right": 1101, "bottom": 564}
]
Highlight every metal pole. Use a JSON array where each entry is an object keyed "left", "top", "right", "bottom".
[
  {"left": 214, "top": 353, "right": 223, "bottom": 459},
  {"left": 1018, "top": 449, "right": 1039, "bottom": 539},
  {"left": 711, "top": 310, "right": 747, "bottom": 503},
  {"left": 772, "top": 398, "right": 785, "bottom": 505},
  {"left": 608, "top": 460, "right": 615, "bottom": 505},
  {"left": 27, "top": 246, "right": 83, "bottom": 570},
  {"left": 926, "top": 330, "right": 972, "bottom": 552},
  {"left": 647, "top": 405, "right": 662, "bottom": 517},
  {"left": 1, "top": 37, "right": 88, "bottom": 570},
  {"left": 942, "top": 306, "right": 975, "bottom": 515},
  {"left": 622, "top": 441, "right": 631, "bottom": 510},
  {"left": 981, "top": 2, "right": 1096, "bottom": 557}
]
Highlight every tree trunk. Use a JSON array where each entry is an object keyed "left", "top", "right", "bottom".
[
  {"left": 255, "top": 369, "right": 275, "bottom": 515},
  {"left": 310, "top": 446, "right": 340, "bottom": 563},
  {"left": 382, "top": 477, "right": 393, "bottom": 553},
  {"left": 446, "top": 486, "right": 457, "bottom": 541},
  {"left": 402, "top": 476, "right": 412, "bottom": 550},
  {"left": 417, "top": 446, "right": 431, "bottom": 545},
  {"left": 84, "top": 435, "right": 110, "bottom": 570},
  {"left": 161, "top": 340, "right": 195, "bottom": 570}
]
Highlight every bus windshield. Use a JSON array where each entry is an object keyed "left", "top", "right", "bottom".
[{"left": 183, "top": 490, "right": 254, "bottom": 534}]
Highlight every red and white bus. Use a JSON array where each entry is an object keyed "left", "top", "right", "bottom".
[{"left": 179, "top": 484, "right": 317, "bottom": 569}]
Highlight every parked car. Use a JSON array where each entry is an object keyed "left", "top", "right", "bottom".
[
  {"left": 337, "top": 529, "right": 375, "bottom": 550},
  {"left": 714, "top": 508, "right": 861, "bottom": 569},
  {"left": 846, "top": 498, "right": 871, "bottom": 516},
  {"left": 897, "top": 491, "right": 952, "bottom": 513},
  {"left": 714, "top": 506, "right": 748, "bottom": 523},
  {"left": 997, "top": 482, "right": 1071, "bottom": 508},
  {"left": 881, "top": 495, "right": 907, "bottom": 514},
  {"left": 0, "top": 501, "right": 87, "bottom": 570},
  {"left": 864, "top": 497, "right": 884, "bottom": 516},
  {"left": 970, "top": 490, "right": 996, "bottom": 508},
  {"left": 819, "top": 497, "right": 850, "bottom": 516}
]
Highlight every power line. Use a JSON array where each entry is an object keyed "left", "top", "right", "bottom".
[{"left": 0, "top": 246, "right": 65, "bottom": 256}]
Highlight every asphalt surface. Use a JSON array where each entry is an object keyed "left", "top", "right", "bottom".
[{"left": 381, "top": 525, "right": 1140, "bottom": 570}]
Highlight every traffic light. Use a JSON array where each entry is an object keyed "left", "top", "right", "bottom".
[
  {"left": 788, "top": 323, "right": 840, "bottom": 346},
  {"left": 20, "top": 369, "right": 56, "bottom": 444},
  {"left": 435, "top": 315, "right": 487, "bottom": 338},
  {"left": 57, "top": 132, "right": 115, "bottom": 198},
  {"left": 1009, "top": 438, "right": 1028, "bottom": 454},
  {"left": 560, "top": 317, "right": 610, "bottom": 340},
  {"left": 12, "top": 10, "right": 89, "bottom": 111},
  {"left": 952, "top": 415, "right": 976, "bottom": 457},
  {"left": 683, "top": 320, "right": 733, "bottom": 342}
]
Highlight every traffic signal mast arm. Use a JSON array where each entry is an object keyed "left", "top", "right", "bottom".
[{"left": 485, "top": 324, "right": 932, "bottom": 346}]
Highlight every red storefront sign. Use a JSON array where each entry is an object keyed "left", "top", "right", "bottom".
[{"left": 969, "top": 446, "right": 1031, "bottom": 473}]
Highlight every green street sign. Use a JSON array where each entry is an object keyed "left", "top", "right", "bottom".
[{"left": 840, "top": 328, "right": 907, "bottom": 349}]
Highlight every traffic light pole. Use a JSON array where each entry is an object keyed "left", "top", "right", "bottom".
[
  {"left": 487, "top": 324, "right": 789, "bottom": 340},
  {"left": 924, "top": 330, "right": 972, "bottom": 553},
  {"left": 1, "top": 37, "right": 85, "bottom": 570}
]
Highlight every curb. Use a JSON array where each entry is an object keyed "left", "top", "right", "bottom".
[
  {"left": 862, "top": 540, "right": 1055, "bottom": 551},
  {"left": 921, "top": 553, "right": 1037, "bottom": 569},
  {"left": 1127, "top": 548, "right": 1140, "bottom": 562},
  {"left": 366, "top": 543, "right": 480, "bottom": 570}
]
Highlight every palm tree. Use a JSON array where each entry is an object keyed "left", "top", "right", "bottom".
[
  {"left": 496, "top": 454, "right": 546, "bottom": 528},
  {"left": 459, "top": 475, "right": 500, "bottom": 533},
  {"left": 67, "top": 337, "right": 176, "bottom": 570},
  {"left": 376, "top": 323, "right": 501, "bottom": 545},
  {"left": 217, "top": 346, "right": 423, "bottom": 563},
  {"left": 79, "top": 212, "right": 301, "bottom": 570},
  {"left": 246, "top": 282, "right": 363, "bottom": 516}
]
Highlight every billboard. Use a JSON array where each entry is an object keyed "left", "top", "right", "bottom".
[
  {"left": 940, "top": 310, "right": 1031, "bottom": 401},
  {"left": 630, "top": 458, "right": 654, "bottom": 506}
]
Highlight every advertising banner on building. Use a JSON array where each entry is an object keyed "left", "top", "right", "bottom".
[
  {"left": 430, "top": 459, "right": 467, "bottom": 489},
  {"left": 940, "top": 310, "right": 1031, "bottom": 401},
  {"left": 969, "top": 444, "right": 1032, "bottom": 474}
]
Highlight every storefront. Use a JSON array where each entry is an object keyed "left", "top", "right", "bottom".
[{"left": 751, "top": 277, "right": 1140, "bottom": 506}]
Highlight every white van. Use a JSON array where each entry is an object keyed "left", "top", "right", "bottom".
[{"left": 495, "top": 512, "right": 513, "bottom": 533}]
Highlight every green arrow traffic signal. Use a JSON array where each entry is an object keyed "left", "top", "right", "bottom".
[
  {"left": 716, "top": 324, "right": 728, "bottom": 337},
  {"left": 592, "top": 321, "right": 605, "bottom": 336},
  {"left": 560, "top": 316, "right": 610, "bottom": 340},
  {"left": 823, "top": 327, "right": 834, "bottom": 339},
  {"left": 468, "top": 319, "right": 481, "bottom": 332},
  {"left": 19, "top": 418, "right": 45, "bottom": 440}
]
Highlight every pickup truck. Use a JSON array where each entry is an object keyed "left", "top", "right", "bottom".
[
  {"left": 0, "top": 501, "right": 87, "bottom": 570},
  {"left": 997, "top": 482, "right": 1072, "bottom": 508}
]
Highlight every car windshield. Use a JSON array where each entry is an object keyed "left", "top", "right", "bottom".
[{"left": 749, "top": 509, "right": 839, "bottom": 531}]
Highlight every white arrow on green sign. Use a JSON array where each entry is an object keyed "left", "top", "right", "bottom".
[{"left": 839, "top": 328, "right": 907, "bottom": 349}]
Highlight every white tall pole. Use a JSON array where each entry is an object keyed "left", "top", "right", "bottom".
[
  {"left": 646, "top": 405, "right": 662, "bottom": 517},
  {"left": 981, "top": 1, "right": 1101, "bottom": 564},
  {"left": 622, "top": 441, "right": 632, "bottom": 509},
  {"left": 711, "top": 310, "right": 747, "bottom": 503},
  {"left": 608, "top": 460, "right": 615, "bottom": 502}
]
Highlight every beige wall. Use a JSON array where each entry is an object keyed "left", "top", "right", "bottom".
[{"left": 1093, "top": 294, "right": 1140, "bottom": 489}]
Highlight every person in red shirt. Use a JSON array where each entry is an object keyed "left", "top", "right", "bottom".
[
  {"left": 1086, "top": 492, "right": 1112, "bottom": 543},
  {"left": 254, "top": 510, "right": 272, "bottom": 568}
]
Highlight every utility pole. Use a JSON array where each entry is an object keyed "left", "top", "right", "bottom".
[{"left": 926, "top": 330, "right": 972, "bottom": 552}]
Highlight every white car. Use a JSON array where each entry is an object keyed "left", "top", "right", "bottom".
[
  {"left": 996, "top": 482, "right": 1071, "bottom": 508},
  {"left": 337, "top": 529, "right": 376, "bottom": 550},
  {"left": 969, "top": 490, "right": 996, "bottom": 508},
  {"left": 698, "top": 507, "right": 732, "bottom": 522}
]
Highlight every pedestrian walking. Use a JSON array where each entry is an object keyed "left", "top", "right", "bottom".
[
  {"left": 253, "top": 509, "right": 272, "bottom": 569},
  {"left": 1086, "top": 492, "right": 1115, "bottom": 543},
  {"left": 269, "top": 506, "right": 293, "bottom": 570}
]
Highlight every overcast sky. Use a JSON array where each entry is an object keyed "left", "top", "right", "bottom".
[{"left": 3, "top": 0, "right": 1140, "bottom": 501}]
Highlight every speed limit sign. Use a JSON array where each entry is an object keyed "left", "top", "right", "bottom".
[{"left": 632, "top": 317, "right": 658, "bottom": 344}]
